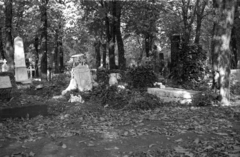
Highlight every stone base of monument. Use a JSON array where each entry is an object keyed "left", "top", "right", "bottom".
[
  {"left": 0, "top": 105, "right": 48, "bottom": 120},
  {"left": 16, "top": 79, "right": 32, "bottom": 89},
  {"left": 147, "top": 87, "right": 200, "bottom": 104}
]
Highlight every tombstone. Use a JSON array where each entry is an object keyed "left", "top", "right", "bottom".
[
  {"left": 109, "top": 73, "right": 121, "bottom": 86},
  {"left": 73, "top": 64, "right": 93, "bottom": 91},
  {"left": 14, "top": 36, "right": 31, "bottom": 84},
  {"left": 0, "top": 72, "right": 13, "bottom": 101},
  {"left": 1, "top": 59, "right": 9, "bottom": 72},
  {"left": 62, "top": 54, "right": 93, "bottom": 95}
]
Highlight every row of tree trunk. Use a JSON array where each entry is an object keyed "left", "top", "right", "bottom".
[{"left": 95, "top": 1, "right": 126, "bottom": 70}]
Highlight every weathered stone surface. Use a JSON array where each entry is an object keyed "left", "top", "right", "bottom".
[
  {"left": 73, "top": 65, "right": 92, "bottom": 92},
  {"left": 14, "top": 36, "right": 31, "bottom": 83},
  {"left": 147, "top": 87, "right": 200, "bottom": 104},
  {"left": 14, "top": 36, "right": 26, "bottom": 67},
  {"left": 15, "top": 67, "right": 29, "bottom": 82}
]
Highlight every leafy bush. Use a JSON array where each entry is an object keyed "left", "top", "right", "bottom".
[
  {"left": 126, "top": 66, "right": 158, "bottom": 89},
  {"left": 231, "top": 82, "right": 240, "bottom": 95},
  {"left": 171, "top": 44, "right": 207, "bottom": 84},
  {"left": 96, "top": 69, "right": 109, "bottom": 84}
]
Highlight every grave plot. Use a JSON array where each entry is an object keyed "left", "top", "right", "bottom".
[{"left": 147, "top": 87, "right": 200, "bottom": 104}]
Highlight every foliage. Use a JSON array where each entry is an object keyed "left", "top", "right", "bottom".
[
  {"left": 96, "top": 69, "right": 109, "bottom": 85},
  {"left": 126, "top": 66, "right": 158, "bottom": 89},
  {"left": 170, "top": 44, "right": 207, "bottom": 84},
  {"left": 191, "top": 90, "right": 219, "bottom": 107},
  {"left": 231, "top": 82, "right": 240, "bottom": 95}
]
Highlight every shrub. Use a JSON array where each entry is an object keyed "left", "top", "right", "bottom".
[
  {"left": 127, "top": 92, "right": 164, "bottom": 110},
  {"left": 191, "top": 90, "right": 219, "bottom": 106},
  {"left": 126, "top": 66, "right": 158, "bottom": 89}
]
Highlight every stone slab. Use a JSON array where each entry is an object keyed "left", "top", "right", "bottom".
[
  {"left": 0, "top": 76, "right": 12, "bottom": 88},
  {"left": 0, "top": 105, "right": 48, "bottom": 120},
  {"left": 147, "top": 87, "right": 200, "bottom": 104}
]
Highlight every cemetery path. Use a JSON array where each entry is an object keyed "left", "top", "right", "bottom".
[{"left": 1, "top": 99, "right": 240, "bottom": 157}]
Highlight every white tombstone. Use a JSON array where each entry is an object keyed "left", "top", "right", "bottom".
[
  {"left": 2, "top": 59, "right": 9, "bottom": 72},
  {"left": 73, "top": 64, "right": 93, "bottom": 91},
  {"left": 14, "top": 36, "right": 31, "bottom": 83}
]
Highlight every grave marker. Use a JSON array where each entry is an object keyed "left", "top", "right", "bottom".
[
  {"left": 14, "top": 36, "right": 31, "bottom": 84},
  {"left": 0, "top": 74, "right": 12, "bottom": 101}
]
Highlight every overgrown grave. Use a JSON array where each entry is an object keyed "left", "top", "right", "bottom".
[{"left": 0, "top": 76, "right": 49, "bottom": 120}]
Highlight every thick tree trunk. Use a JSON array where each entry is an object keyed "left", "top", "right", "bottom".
[
  {"left": 4, "top": 0, "right": 14, "bottom": 72},
  {"left": 108, "top": 1, "right": 116, "bottom": 69},
  {"left": 231, "top": 27, "right": 238, "bottom": 68},
  {"left": 34, "top": 35, "right": 39, "bottom": 77},
  {"left": 230, "top": 5, "right": 239, "bottom": 69},
  {"left": 0, "top": 26, "right": 4, "bottom": 59},
  {"left": 212, "top": 0, "right": 237, "bottom": 106},
  {"left": 115, "top": 1, "right": 125, "bottom": 70},
  {"left": 194, "top": 1, "right": 206, "bottom": 45},
  {"left": 40, "top": 0, "right": 48, "bottom": 80},
  {"left": 94, "top": 40, "right": 101, "bottom": 68}
]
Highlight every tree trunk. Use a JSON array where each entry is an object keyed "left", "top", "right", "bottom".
[
  {"left": 230, "top": 5, "right": 239, "bottom": 69},
  {"left": 40, "top": 0, "right": 48, "bottom": 80},
  {"left": 54, "top": 29, "right": 60, "bottom": 73},
  {"left": 0, "top": 26, "right": 4, "bottom": 59},
  {"left": 108, "top": 1, "right": 116, "bottom": 69},
  {"left": 34, "top": 35, "right": 39, "bottom": 77},
  {"left": 59, "top": 41, "right": 64, "bottom": 72},
  {"left": 194, "top": 1, "right": 207, "bottom": 45},
  {"left": 102, "top": 43, "right": 107, "bottom": 68},
  {"left": 115, "top": 1, "right": 125, "bottom": 70},
  {"left": 231, "top": 26, "right": 238, "bottom": 68},
  {"left": 181, "top": 0, "right": 199, "bottom": 46},
  {"left": 58, "top": 22, "right": 64, "bottom": 72},
  {"left": 4, "top": 0, "right": 14, "bottom": 72},
  {"left": 212, "top": 0, "right": 237, "bottom": 106},
  {"left": 95, "top": 40, "right": 101, "bottom": 68},
  {"left": 145, "top": 34, "right": 150, "bottom": 57}
]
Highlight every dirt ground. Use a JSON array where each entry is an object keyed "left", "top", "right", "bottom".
[{"left": 1, "top": 80, "right": 240, "bottom": 157}]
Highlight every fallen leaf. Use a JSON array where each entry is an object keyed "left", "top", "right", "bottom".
[
  {"left": 193, "top": 138, "right": 200, "bottom": 144},
  {"left": 29, "top": 151, "right": 35, "bottom": 157},
  {"left": 175, "top": 138, "right": 183, "bottom": 143}
]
